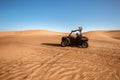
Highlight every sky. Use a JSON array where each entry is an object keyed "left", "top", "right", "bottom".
[{"left": 0, "top": 0, "right": 120, "bottom": 32}]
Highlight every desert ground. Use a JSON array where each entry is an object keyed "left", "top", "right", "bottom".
[{"left": 0, "top": 30, "right": 120, "bottom": 80}]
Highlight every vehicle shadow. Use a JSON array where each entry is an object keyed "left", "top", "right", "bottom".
[
  {"left": 41, "top": 43, "right": 82, "bottom": 48},
  {"left": 41, "top": 43, "right": 61, "bottom": 47}
]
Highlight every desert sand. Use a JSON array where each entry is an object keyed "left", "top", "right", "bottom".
[{"left": 0, "top": 30, "right": 120, "bottom": 80}]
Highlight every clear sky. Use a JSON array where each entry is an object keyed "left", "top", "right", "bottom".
[{"left": 0, "top": 0, "right": 120, "bottom": 32}]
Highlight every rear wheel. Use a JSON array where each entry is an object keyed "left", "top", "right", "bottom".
[
  {"left": 81, "top": 42, "right": 88, "bottom": 48},
  {"left": 61, "top": 40, "right": 69, "bottom": 47}
]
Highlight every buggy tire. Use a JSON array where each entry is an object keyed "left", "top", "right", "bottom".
[
  {"left": 61, "top": 40, "right": 69, "bottom": 47},
  {"left": 81, "top": 42, "right": 88, "bottom": 48}
]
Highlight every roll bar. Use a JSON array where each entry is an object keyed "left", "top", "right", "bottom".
[{"left": 68, "top": 29, "right": 82, "bottom": 36}]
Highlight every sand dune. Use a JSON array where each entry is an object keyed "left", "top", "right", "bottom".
[
  {"left": 0, "top": 30, "right": 120, "bottom": 80},
  {"left": 0, "top": 30, "right": 63, "bottom": 37}
]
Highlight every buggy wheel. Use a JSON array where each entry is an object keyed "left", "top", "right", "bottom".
[
  {"left": 61, "top": 40, "right": 69, "bottom": 47},
  {"left": 81, "top": 42, "right": 88, "bottom": 48}
]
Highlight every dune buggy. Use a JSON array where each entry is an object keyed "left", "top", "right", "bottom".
[{"left": 61, "top": 30, "right": 89, "bottom": 48}]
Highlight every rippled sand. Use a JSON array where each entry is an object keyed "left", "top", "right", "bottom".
[{"left": 0, "top": 30, "right": 120, "bottom": 80}]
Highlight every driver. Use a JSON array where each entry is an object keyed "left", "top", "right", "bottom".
[{"left": 76, "top": 33, "right": 81, "bottom": 43}]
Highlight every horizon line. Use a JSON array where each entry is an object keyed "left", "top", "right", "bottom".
[{"left": 0, "top": 29, "right": 120, "bottom": 33}]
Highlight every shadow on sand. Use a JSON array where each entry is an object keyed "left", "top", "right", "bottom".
[
  {"left": 41, "top": 43, "right": 61, "bottom": 47},
  {"left": 41, "top": 43, "right": 82, "bottom": 48}
]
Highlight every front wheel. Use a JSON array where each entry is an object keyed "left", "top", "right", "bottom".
[
  {"left": 81, "top": 42, "right": 88, "bottom": 48},
  {"left": 61, "top": 40, "right": 69, "bottom": 47}
]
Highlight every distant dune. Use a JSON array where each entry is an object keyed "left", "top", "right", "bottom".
[
  {"left": 84, "top": 30, "right": 120, "bottom": 40},
  {"left": 0, "top": 30, "right": 64, "bottom": 36},
  {"left": 0, "top": 30, "right": 120, "bottom": 80}
]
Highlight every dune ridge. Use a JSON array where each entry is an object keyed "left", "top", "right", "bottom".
[
  {"left": 0, "top": 30, "right": 64, "bottom": 37},
  {"left": 0, "top": 30, "right": 120, "bottom": 80}
]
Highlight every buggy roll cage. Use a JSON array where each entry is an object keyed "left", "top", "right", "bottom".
[{"left": 68, "top": 30, "right": 82, "bottom": 36}]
